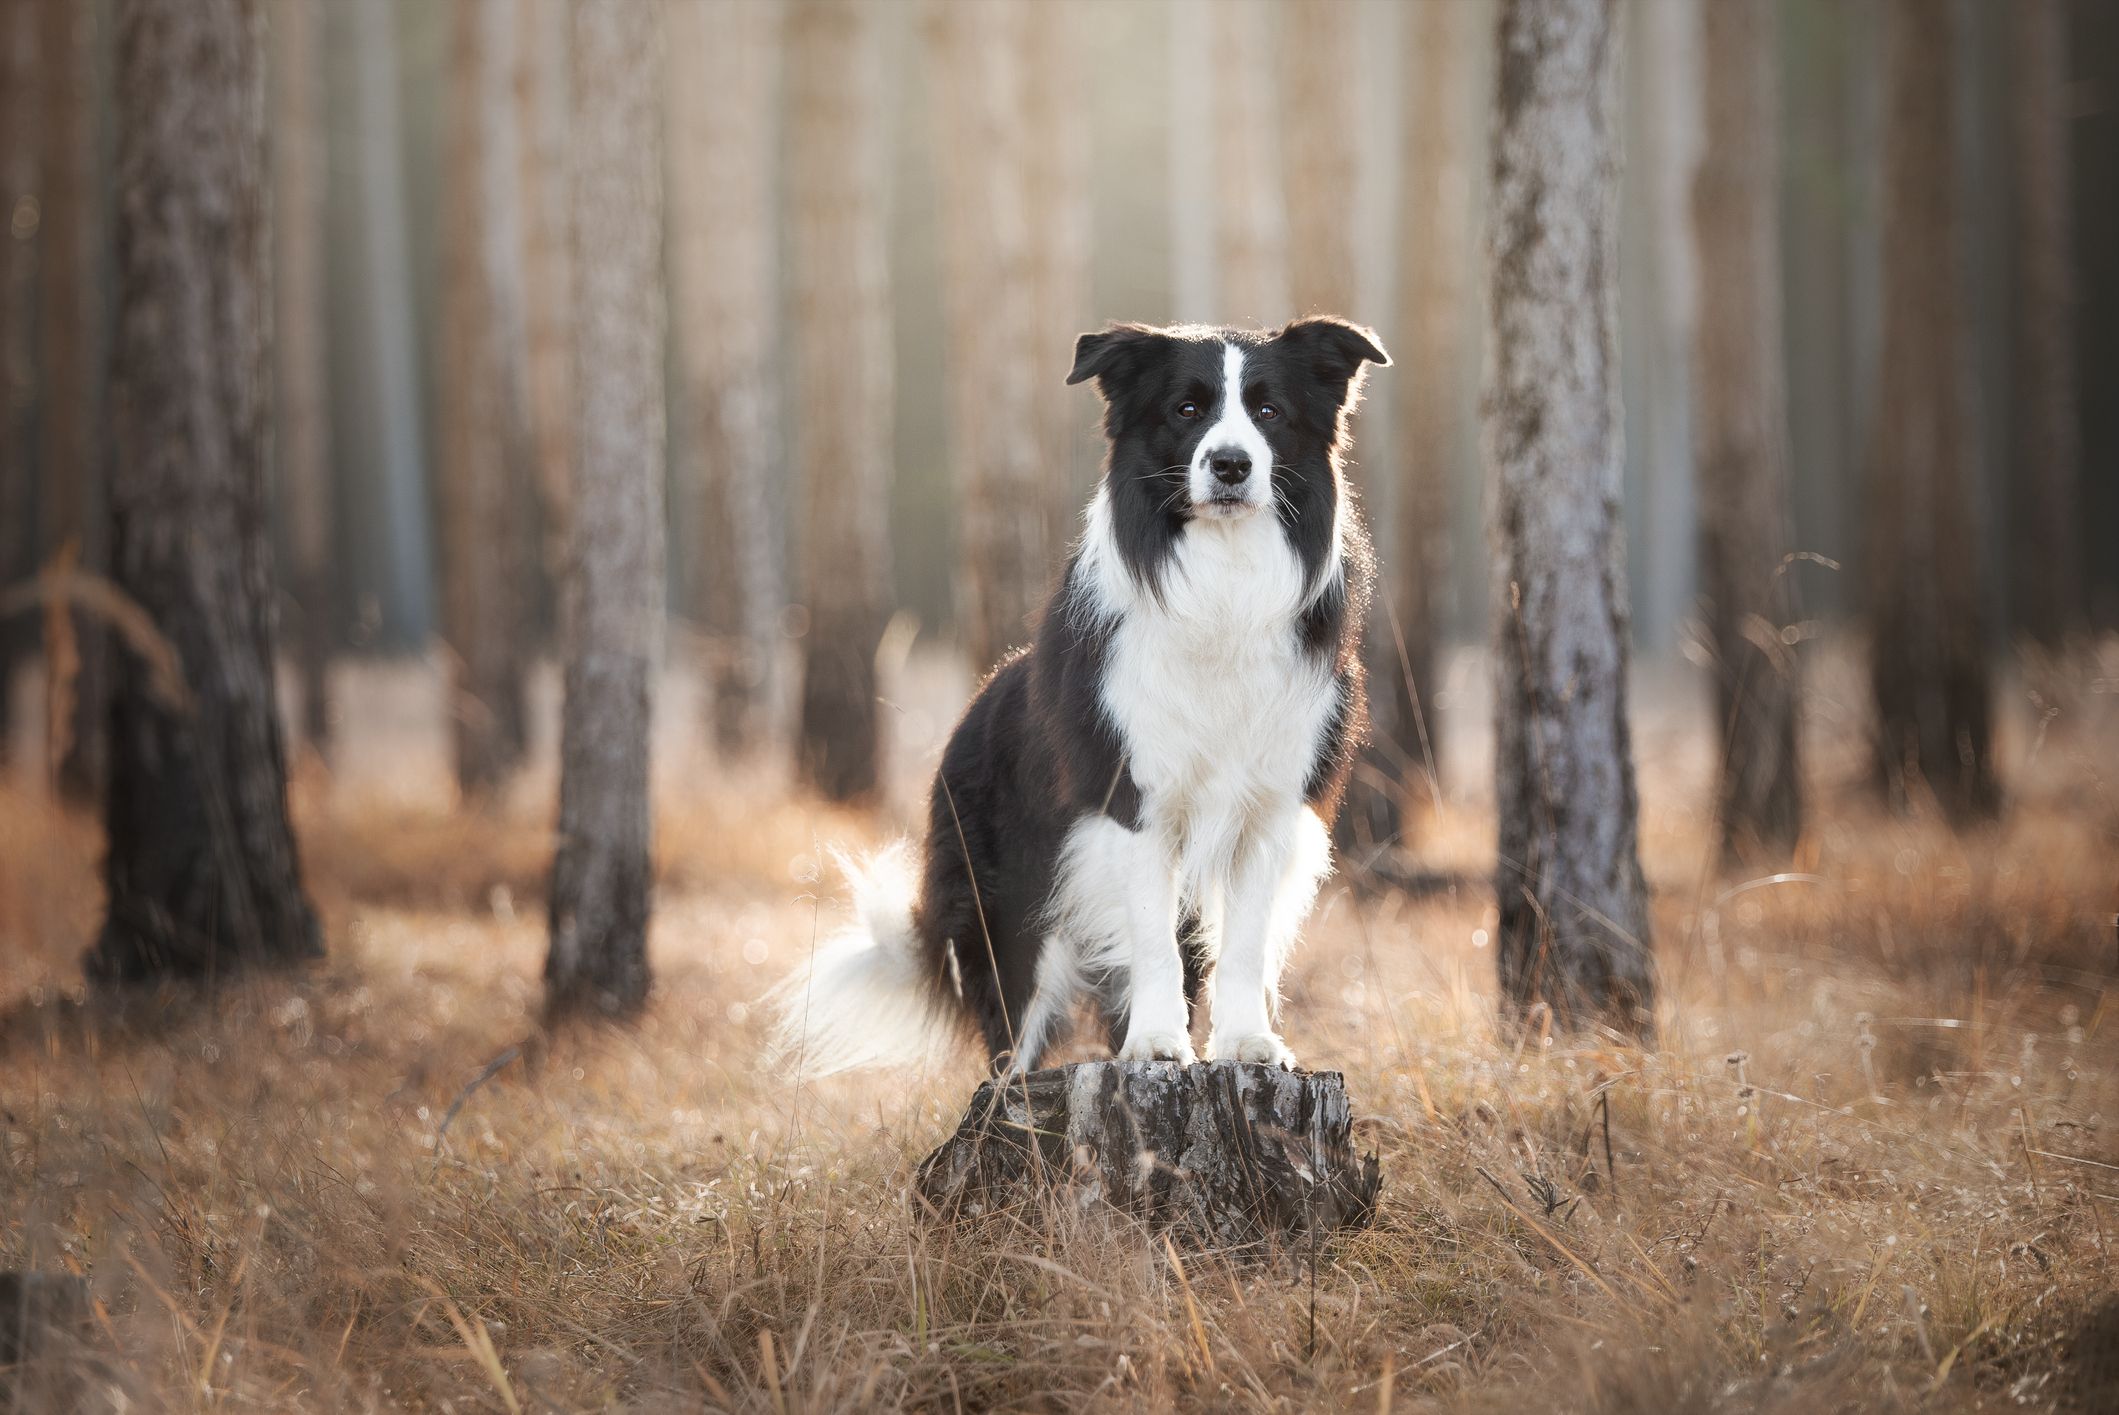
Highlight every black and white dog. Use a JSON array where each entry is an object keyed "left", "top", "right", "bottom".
[{"left": 774, "top": 318, "right": 1388, "bottom": 1075}]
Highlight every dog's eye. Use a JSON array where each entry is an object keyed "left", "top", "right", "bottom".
[
  {"left": 1256, "top": 403, "right": 1280, "bottom": 422},
  {"left": 1176, "top": 401, "right": 1201, "bottom": 420}
]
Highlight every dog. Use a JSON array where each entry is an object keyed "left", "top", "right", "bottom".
[{"left": 772, "top": 317, "right": 1388, "bottom": 1076}]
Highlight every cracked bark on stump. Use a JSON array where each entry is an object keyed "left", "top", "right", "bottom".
[{"left": 915, "top": 1061, "right": 1379, "bottom": 1252}]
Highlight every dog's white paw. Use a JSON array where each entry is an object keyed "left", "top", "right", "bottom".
[
  {"left": 1211, "top": 1032, "right": 1298, "bottom": 1069},
  {"left": 1118, "top": 1030, "right": 1197, "bottom": 1065}
]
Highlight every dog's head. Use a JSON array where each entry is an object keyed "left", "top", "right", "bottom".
[{"left": 1066, "top": 318, "right": 1388, "bottom": 525}]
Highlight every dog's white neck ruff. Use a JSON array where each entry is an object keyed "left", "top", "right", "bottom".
[{"left": 1072, "top": 435, "right": 1342, "bottom": 880}]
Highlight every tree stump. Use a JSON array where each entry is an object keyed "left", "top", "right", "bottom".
[{"left": 914, "top": 1061, "right": 1380, "bottom": 1250}]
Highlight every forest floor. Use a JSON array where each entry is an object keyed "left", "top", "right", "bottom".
[{"left": 2, "top": 641, "right": 2117, "bottom": 1412}]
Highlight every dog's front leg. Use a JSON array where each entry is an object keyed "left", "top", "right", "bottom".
[
  {"left": 1111, "top": 833, "right": 1192, "bottom": 1065},
  {"left": 1206, "top": 807, "right": 1331, "bottom": 1068}
]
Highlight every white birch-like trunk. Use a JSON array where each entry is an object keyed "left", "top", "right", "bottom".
[
  {"left": 547, "top": 0, "right": 665, "bottom": 1015},
  {"left": 1485, "top": 0, "right": 1654, "bottom": 1031}
]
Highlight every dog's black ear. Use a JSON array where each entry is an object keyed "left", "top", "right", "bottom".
[
  {"left": 1067, "top": 323, "right": 1167, "bottom": 388},
  {"left": 1278, "top": 317, "right": 1391, "bottom": 385}
]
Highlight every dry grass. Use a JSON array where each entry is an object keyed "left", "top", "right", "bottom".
[{"left": 3, "top": 645, "right": 2117, "bottom": 1412}]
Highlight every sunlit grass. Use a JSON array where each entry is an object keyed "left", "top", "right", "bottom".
[{"left": 2, "top": 642, "right": 2115, "bottom": 1410}]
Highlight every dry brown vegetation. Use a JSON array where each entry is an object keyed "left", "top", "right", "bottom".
[{"left": 3, "top": 644, "right": 2117, "bottom": 1412}]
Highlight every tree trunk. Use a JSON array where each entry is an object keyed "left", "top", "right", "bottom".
[
  {"left": 1485, "top": 0, "right": 1653, "bottom": 1033},
  {"left": 546, "top": 0, "right": 665, "bottom": 1017},
  {"left": 1865, "top": 0, "right": 1994, "bottom": 823},
  {"left": 37, "top": 0, "right": 109, "bottom": 800},
  {"left": 666, "top": 0, "right": 786, "bottom": 759},
  {"left": 1286, "top": 0, "right": 1400, "bottom": 865},
  {"left": 517, "top": 0, "right": 573, "bottom": 590},
  {"left": 272, "top": 0, "right": 334, "bottom": 754},
  {"left": 1282, "top": 0, "right": 1357, "bottom": 319},
  {"left": 1691, "top": 0, "right": 1802, "bottom": 862},
  {"left": 91, "top": 0, "right": 321, "bottom": 981},
  {"left": 2009, "top": 0, "right": 2079, "bottom": 649},
  {"left": 0, "top": 0, "right": 37, "bottom": 755},
  {"left": 931, "top": 0, "right": 1046, "bottom": 672},
  {"left": 1021, "top": 0, "right": 1094, "bottom": 535},
  {"left": 916, "top": 1061, "right": 1379, "bottom": 1252},
  {"left": 344, "top": 0, "right": 433, "bottom": 645},
  {"left": 789, "top": 0, "right": 892, "bottom": 803},
  {"left": 1210, "top": 0, "right": 1289, "bottom": 324},
  {"left": 440, "top": 0, "right": 535, "bottom": 798},
  {"left": 1356, "top": 0, "right": 1475, "bottom": 863}
]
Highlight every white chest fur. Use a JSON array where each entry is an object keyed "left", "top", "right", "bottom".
[{"left": 1087, "top": 504, "right": 1338, "bottom": 889}]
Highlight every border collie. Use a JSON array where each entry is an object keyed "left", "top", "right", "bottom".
[{"left": 773, "top": 317, "right": 1388, "bottom": 1076}]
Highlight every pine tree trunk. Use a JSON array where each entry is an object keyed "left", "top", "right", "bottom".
[
  {"left": 1691, "top": 0, "right": 1802, "bottom": 861},
  {"left": 1866, "top": 0, "right": 1994, "bottom": 823},
  {"left": 1210, "top": 0, "right": 1289, "bottom": 323},
  {"left": 1021, "top": 0, "right": 1094, "bottom": 535},
  {"left": 0, "top": 0, "right": 37, "bottom": 753},
  {"left": 1485, "top": 0, "right": 1653, "bottom": 1032},
  {"left": 546, "top": 0, "right": 665, "bottom": 1017},
  {"left": 272, "top": 0, "right": 334, "bottom": 754},
  {"left": 37, "top": 0, "right": 109, "bottom": 800},
  {"left": 1282, "top": 0, "right": 1357, "bottom": 318},
  {"left": 667, "top": 0, "right": 785, "bottom": 760},
  {"left": 91, "top": 0, "right": 321, "bottom": 981},
  {"left": 345, "top": 0, "right": 434, "bottom": 645},
  {"left": 441, "top": 0, "right": 534, "bottom": 798},
  {"left": 2009, "top": 0, "right": 2079, "bottom": 649},
  {"left": 1286, "top": 0, "right": 1400, "bottom": 864},
  {"left": 931, "top": 0, "right": 1045, "bottom": 672},
  {"left": 1361, "top": 0, "right": 1474, "bottom": 862},
  {"left": 789, "top": 0, "right": 892, "bottom": 803},
  {"left": 517, "top": 0, "right": 574, "bottom": 588}
]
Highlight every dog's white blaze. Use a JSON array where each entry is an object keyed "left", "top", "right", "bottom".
[
  {"left": 1186, "top": 342, "right": 1275, "bottom": 511},
  {"left": 1052, "top": 476, "right": 1341, "bottom": 1064}
]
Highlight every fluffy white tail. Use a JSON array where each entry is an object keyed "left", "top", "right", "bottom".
[{"left": 766, "top": 843, "right": 959, "bottom": 1076}]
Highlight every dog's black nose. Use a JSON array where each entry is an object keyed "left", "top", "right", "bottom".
[{"left": 1209, "top": 452, "right": 1251, "bottom": 485}]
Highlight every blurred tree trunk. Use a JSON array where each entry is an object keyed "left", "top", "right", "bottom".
[
  {"left": 931, "top": 0, "right": 1044, "bottom": 671},
  {"left": 2009, "top": 0, "right": 2080, "bottom": 649},
  {"left": 1866, "top": 0, "right": 1994, "bottom": 822},
  {"left": 1022, "top": 0, "right": 1093, "bottom": 531},
  {"left": 547, "top": 0, "right": 665, "bottom": 1017},
  {"left": 517, "top": 0, "right": 573, "bottom": 584},
  {"left": 346, "top": 0, "right": 433, "bottom": 644},
  {"left": 272, "top": 0, "right": 334, "bottom": 755},
  {"left": 1282, "top": 0, "right": 1357, "bottom": 317},
  {"left": 1485, "top": 0, "right": 1653, "bottom": 1032},
  {"left": 1691, "top": 0, "right": 1802, "bottom": 861},
  {"left": 1352, "top": 0, "right": 1474, "bottom": 865},
  {"left": 1210, "top": 0, "right": 1289, "bottom": 322},
  {"left": 0, "top": 0, "right": 37, "bottom": 756},
  {"left": 91, "top": 0, "right": 321, "bottom": 981},
  {"left": 440, "top": 0, "right": 534, "bottom": 798},
  {"left": 789, "top": 0, "right": 892, "bottom": 803},
  {"left": 1287, "top": 0, "right": 1399, "bottom": 863},
  {"left": 38, "top": 0, "right": 108, "bottom": 799},
  {"left": 667, "top": 0, "right": 785, "bottom": 758}
]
